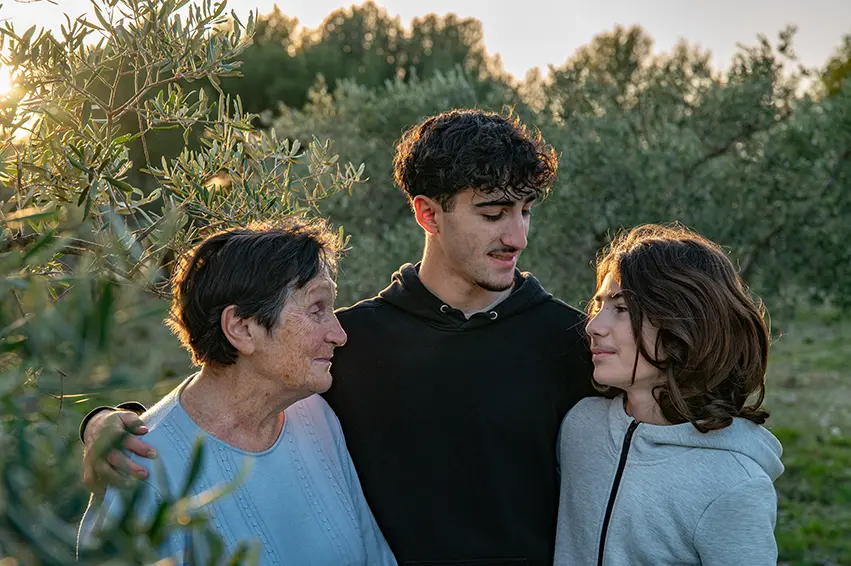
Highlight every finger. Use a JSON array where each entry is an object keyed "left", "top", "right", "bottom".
[
  {"left": 122, "top": 434, "right": 156, "bottom": 460},
  {"left": 94, "top": 459, "right": 133, "bottom": 489},
  {"left": 116, "top": 411, "right": 148, "bottom": 435},
  {"left": 84, "top": 410, "right": 140, "bottom": 449},
  {"left": 106, "top": 450, "right": 149, "bottom": 479},
  {"left": 82, "top": 461, "right": 106, "bottom": 497}
]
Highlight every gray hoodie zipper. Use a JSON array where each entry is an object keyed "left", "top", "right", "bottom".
[{"left": 597, "top": 420, "right": 639, "bottom": 566}]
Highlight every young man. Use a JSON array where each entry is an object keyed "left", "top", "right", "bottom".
[{"left": 79, "top": 109, "right": 595, "bottom": 565}]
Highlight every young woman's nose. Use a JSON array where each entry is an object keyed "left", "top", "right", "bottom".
[{"left": 585, "top": 312, "right": 609, "bottom": 337}]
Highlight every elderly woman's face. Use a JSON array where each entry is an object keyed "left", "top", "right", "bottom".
[{"left": 255, "top": 274, "right": 347, "bottom": 394}]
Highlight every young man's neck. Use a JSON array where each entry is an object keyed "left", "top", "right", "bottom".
[
  {"left": 181, "top": 365, "right": 307, "bottom": 451},
  {"left": 624, "top": 387, "right": 670, "bottom": 426},
  {"left": 419, "top": 244, "right": 513, "bottom": 315}
]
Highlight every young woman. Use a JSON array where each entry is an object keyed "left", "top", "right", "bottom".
[{"left": 555, "top": 224, "right": 783, "bottom": 566}]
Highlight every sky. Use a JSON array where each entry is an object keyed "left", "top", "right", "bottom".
[{"left": 1, "top": 0, "right": 849, "bottom": 79}]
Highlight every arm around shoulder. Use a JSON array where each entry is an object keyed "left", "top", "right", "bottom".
[{"left": 693, "top": 477, "right": 778, "bottom": 566}]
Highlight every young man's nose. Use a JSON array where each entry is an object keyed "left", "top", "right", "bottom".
[{"left": 502, "top": 214, "right": 528, "bottom": 251}]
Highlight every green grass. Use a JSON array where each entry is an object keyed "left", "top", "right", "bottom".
[{"left": 768, "top": 310, "right": 851, "bottom": 566}]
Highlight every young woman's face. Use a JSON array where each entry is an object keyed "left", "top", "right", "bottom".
[{"left": 585, "top": 273, "right": 664, "bottom": 389}]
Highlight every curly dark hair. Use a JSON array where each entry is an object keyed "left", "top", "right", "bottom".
[
  {"left": 590, "top": 223, "right": 771, "bottom": 433},
  {"left": 392, "top": 109, "right": 558, "bottom": 210},
  {"left": 167, "top": 219, "right": 341, "bottom": 366}
]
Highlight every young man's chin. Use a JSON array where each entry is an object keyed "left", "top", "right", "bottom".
[
  {"left": 476, "top": 278, "right": 514, "bottom": 293},
  {"left": 462, "top": 258, "right": 515, "bottom": 293}
]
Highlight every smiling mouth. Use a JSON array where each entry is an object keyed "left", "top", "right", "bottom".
[
  {"left": 488, "top": 252, "right": 518, "bottom": 264},
  {"left": 590, "top": 346, "right": 618, "bottom": 362}
]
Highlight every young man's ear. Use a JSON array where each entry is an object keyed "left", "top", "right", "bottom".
[
  {"left": 413, "top": 195, "right": 442, "bottom": 235},
  {"left": 221, "top": 305, "right": 256, "bottom": 356}
]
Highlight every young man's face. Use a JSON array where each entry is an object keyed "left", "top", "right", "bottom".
[{"left": 436, "top": 189, "right": 535, "bottom": 292}]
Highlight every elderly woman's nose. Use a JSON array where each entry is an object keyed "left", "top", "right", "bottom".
[{"left": 328, "top": 316, "right": 347, "bottom": 347}]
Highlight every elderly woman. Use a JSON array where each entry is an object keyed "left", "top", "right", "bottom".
[{"left": 78, "top": 221, "right": 396, "bottom": 565}]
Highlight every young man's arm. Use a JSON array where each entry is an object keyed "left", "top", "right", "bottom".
[{"left": 80, "top": 405, "right": 157, "bottom": 495}]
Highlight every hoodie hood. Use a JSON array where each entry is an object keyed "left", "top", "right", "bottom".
[
  {"left": 607, "top": 395, "right": 784, "bottom": 481},
  {"left": 377, "top": 263, "right": 553, "bottom": 331}
]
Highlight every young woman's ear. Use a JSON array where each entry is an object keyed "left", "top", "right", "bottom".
[
  {"left": 412, "top": 195, "right": 442, "bottom": 235},
  {"left": 221, "top": 305, "right": 256, "bottom": 356}
]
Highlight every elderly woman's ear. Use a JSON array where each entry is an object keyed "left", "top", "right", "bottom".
[{"left": 221, "top": 304, "right": 257, "bottom": 356}]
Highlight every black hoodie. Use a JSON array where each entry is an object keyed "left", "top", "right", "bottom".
[{"left": 322, "top": 264, "right": 595, "bottom": 566}]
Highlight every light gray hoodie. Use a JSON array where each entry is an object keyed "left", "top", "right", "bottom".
[{"left": 555, "top": 395, "right": 784, "bottom": 566}]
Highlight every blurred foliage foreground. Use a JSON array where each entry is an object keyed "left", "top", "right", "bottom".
[
  {"left": 1, "top": 0, "right": 850, "bottom": 564},
  {"left": 0, "top": 0, "right": 361, "bottom": 562}
]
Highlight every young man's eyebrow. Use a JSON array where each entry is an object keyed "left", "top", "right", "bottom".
[{"left": 474, "top": 195, "right": 538, "bottom": 208}]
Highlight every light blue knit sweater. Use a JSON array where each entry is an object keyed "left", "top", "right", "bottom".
[{"left": 78, "top": 378, "right": 396, "bottom": 566}]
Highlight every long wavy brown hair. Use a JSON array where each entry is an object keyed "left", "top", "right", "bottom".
[{"left": 591, "top": 223, "right": 771, "bottom": 432}]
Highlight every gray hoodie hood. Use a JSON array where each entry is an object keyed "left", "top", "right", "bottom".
[{"left": 605, "top": 394, "right": 785, "bottom": 481}]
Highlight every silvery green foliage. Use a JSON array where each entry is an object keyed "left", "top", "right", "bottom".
[{"left": 0, "top": 0, "right": 362, "bottom": 291}]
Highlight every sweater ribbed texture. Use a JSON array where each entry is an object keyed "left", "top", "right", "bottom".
[{"left": 78, "top": 377, "right": 396, "bottom": 566}]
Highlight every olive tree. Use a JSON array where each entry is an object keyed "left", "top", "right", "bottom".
[{"left": 0, "top": 0, "right": 360, "bottom": 562}]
